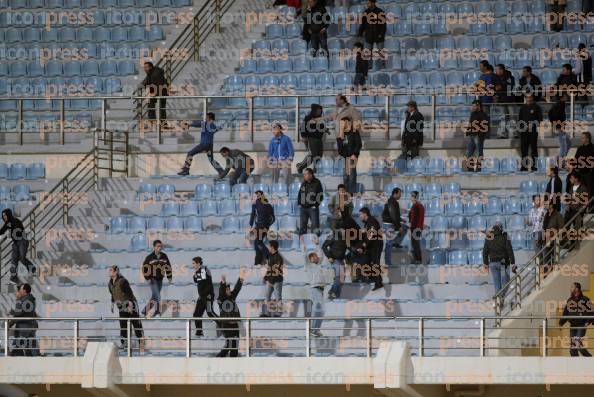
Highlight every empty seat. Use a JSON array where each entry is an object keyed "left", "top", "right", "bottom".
[
  {"left": 446, "top": 198, "right": 464, "bottom": 215},
  {"left": 166, "top": 217, "right": 184, "bottom": 231},
  {"left": 161, "top": 201, "right": 179, "bottom": 217},
  {"left": 429, "top": 249, "right": 447, "bottom": 265},
  {"left": 26, "top": 163, "right": 45, "bottom": 179},
  {"left": 222, "top": 217, "right": 241, "bottom": 233},
  {"left": 194, "top": 184, "right": 212, "bottom": 200},
  {"left": 110, "top": 217, "right": 127, "bottom": 234},
  {"left": 485, "top": 197, "right": 503, "bottom": 215},
  {"left": 507, "top": 215, "right": 525, "bottom": 231},
  {"left": 504, "top": 197, "right": 523, "bottom": 214},
  {"left": 128, "top": 217, "right": 146, "bottom": 234},
  {"left": 219, "top": 199, "right": 236, "bottom": 215},
  {"left": 200, "top": 200, "right": 218, "bottom": 216},
  {"left": 449, "top": 250, "right": 468, "bottom": 266},
  {"left": 465, "top": 199, "right": 483, "bottom": 215},
  {"left": 180, "top": 201, "right": 199, "bottom": 216},
  {"left": 8, "top": 164, "right": 26, "bottom": 180},
  {"left": 185, "top": 217, "right": 203, "bottom": 232},
  {"left": 430, "top": 216, "right": 448, "bottom": 232},
  {"left": 214, "top": 183, "right": 231, "bottom": 199},
  {"left": 520, "top": 180, "right": 539, "bottom": 195},
  {"left": 12, "top": 185, "right": 30, "bottom": 201},
  {"left": 147, "top": 216, "right": 166, "bottom": 231},
  {"left": 129, "top": 234, "right": 148, "bottom": 252}
]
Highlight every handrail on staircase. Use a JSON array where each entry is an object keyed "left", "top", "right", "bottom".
[{"left": 493, "top": 195, "right": 594, "bottom": 319}]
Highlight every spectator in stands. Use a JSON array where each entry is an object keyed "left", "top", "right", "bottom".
[
  {"left": 261, "top": 241, "right": 284, "bottom": 317},
  {"left": 574, "top": 43, "right": 592, "bottom": 103},
  {"left": 518, "top": 94, "right": 542, "bottom": 172},
  {"left": 108, "top": 266, "right": 144, "bottom": 353},
  {"left": 323, "top": 211, "right": 348, "bottom": 299},
  {"left": 564, "top": 172, "right": 588, "bottom": 236},
  {"left": 353, "top": 42, "right": 369, "bottom": 89},
  {"left": 518, "top": 66, "right": 543, "bottom": 101},
  {"left": 216, "top": 274, "right": 244, "bottom": 357},
  {"left": 584, "top": 0, "right": 594, "bottom": 16},
  {"left": 318, "top": 95, "right": 362, "bottom": 131},
  {"left": 192, "top": 257, "right": 217, "bottom": 337},
  {"left": 302, "top": 0, "right": 330, "bottom": 57},
  {"left": 565, "top": 162, "right": 576, "bottom": 194},
  {"left": 559, "top": 282, "right": 593, "bottom": 357},
  {"left": 545, "top": 166, "right": 563, "bottom": 211},
  {"left": 400, "top": 101, "right": 424, "bottom": 160},
  {"left": 494, "top": 64, "right": 516, "bottom": 139},
  {"left": 574, "top": 131, "right": 594, "bottom": 203},
  {"left": 359, "top": 207, "right": 384, "bottom": 290},
  {"left": 336, "top": 116, "right": 362, "bottom": 194},
  {"left": 465, "top": 100, "right": 489, "bottom": 172},
  {"left": 268, "top": 124, "right": 294, "bottom": 185},
  {"left": 328, "top": 183, "right": 353, "bottom": 229},
  {"left": 408, "top": 191, "right": 425, "bottom": 265},
  {"left": 476, "top": 61, "right": 495, "bottom": 116},
  {"left": 1, "top": 209, "right": 36, "bottom": 285},
  {"left": 298, "top": 168, "right": 324, "bottom": 237},
  {"left": 547, "top": 0, "right": 566, "bottom": 31},
  {"left": 305, "top": 249, "right": 329, "bottom": 336},
  {"left": 542, "top": 200, "right": 564, "bottom": 268},
  {"left": 249, "top": 191, "right": 276, "bottom": 266},
  {"left": 142, "top": 61, "right": 167, "bottom": 121},
  {"left": 527, "top": 195, "right": 546, "bottom": 254},
  {"left": 297, "top": 104, "right": 327, "bottom": 174},
  {"left": 357, "top": 0, "right": 387, "bottom": 70},
  {"left": 556, "top": 64, "right": 578, "bottom": 99},
  {"left": 141, "top": 240, "right": 172, "bottom": 318},
  {"left": 482, "top": 222, "right": 515, "bottom": 294},
  {"left": 219, "top": 147, "right": 254, "bottom": 186},
  {"left": 382, "top": 187, "right": 406, "bottom": 267},
  {"left": 8, "top": 283, "right": 38, "bottom": 356},
  {"left": 548, "top": 95, "right": 570, "bottom": 159},
  {"left": 178, "top": 112, "right": 222, "bottom": 176}
]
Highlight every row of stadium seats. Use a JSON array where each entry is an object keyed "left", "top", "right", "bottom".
[
  {"left": 0, "top": 26, "right": 164, "bottom": 43},
  {"left": 0, "top": 185, "right": 32, "bottom": 201},
  {"left": 0, "top": 0, "right": 190, "bottom": 8},
  {"left": 0, "top": 163, "right": 45, "bottom": 179},
  {"left": 0, "top": 60, "right": 137, "bottom": 77}
]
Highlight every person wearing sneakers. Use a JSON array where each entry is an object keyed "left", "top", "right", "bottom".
[
  {"left": 216, "top": 274, "right": 244, "bottom": 357},
  {"left": 1, "top": 209, "right": 37, "bottom": 284},
  {"left": 192, "top": 256, "right": 217, "bottom": 337},
  {"left": 108, "top": 266, "right": 144, "bottom": 353},
  {"left": 305, "top": 249, "right": 330, "bottom": 337},
  {"left": 178, "top": 112, "right": 223, "bottom": 176}
]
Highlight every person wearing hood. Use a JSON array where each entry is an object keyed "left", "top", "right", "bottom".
[
  {"left": 249, "top": 191, "right": 276, "bottom": 266},
  {"left": 382, "top": 187, "right": 406, "bottom": 267},
  {"left": 559, "top": 282, "right": 593, "bottom": 356},
  {"left": 465, "top": 100, "right": 490, "bottom": 172},
  {"left": 178, "top": 112, "right": 222, "bottom": 176},
  {"left": 297, "top": 104, "right": 326, "bottom": 174},
  {"left": 1, "top": 208, "right": 36, "bottom": 284},
  {"left": 305, "top": 248, "right": 331, "bottom": 337},
  {"left": 8, "top": 283, "right": 39, "bottom": 356},
  {"left": 216, "top": 274, "right": 244, "bottom": 357},
  {"left": 482, "top": 222, "right": 515, "bottom": 294},
  {"left": 400, "top": 101, "right": 424, "bottom": 160},
  {"left": 108, "top": 266, "right": 144, "bottom": 353}
]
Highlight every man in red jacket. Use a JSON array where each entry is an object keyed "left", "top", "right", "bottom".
[{"left": 408, "top": 191, "right": 425, "bottom": 264}]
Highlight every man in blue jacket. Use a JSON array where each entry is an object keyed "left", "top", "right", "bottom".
[
  {"left": 178, "top": 112, "right": 223, "bottom": 176},
  {"left": 268, "top": 124, "right": 294, "bottom": 184}
]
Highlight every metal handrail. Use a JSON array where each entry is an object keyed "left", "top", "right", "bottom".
[{"left": 493, "top": 195, "right": 594, "bottom": 317}]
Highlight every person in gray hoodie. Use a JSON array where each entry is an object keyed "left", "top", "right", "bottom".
[{"left": 305, "top": 248, "right": 330, "bottom": 337}]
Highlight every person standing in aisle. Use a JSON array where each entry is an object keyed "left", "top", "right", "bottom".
[
  {"left": 192, "top": 257, "right": 217, "bottom": 337},
  {"left": 141, "top": 240, "right": 172, "bottom": 317},
  {"left": 559, "top": 282, "right": 593, "bottom": 356},
  {"left": 249, "top": 191, "right": 276, "bottom": 266},
  {"left": 216, "top": 274, "right": 244, "bottom": 357},
  {"left": 108, "top": 266, "right": 144, "bottom": 353}
]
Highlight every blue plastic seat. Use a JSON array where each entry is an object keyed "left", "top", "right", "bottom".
[
  {"left": 429, "top": 249, "right": 446, "bottom": 265},
  {"left": 520, "top": 180, "right": 539, "bottom": 195},
  {"left": 468, "top": 215, "right": 487, "bottom": 231},
  {"left": 129, "top": 234, "right": 148, "bottom": 252},
  {"left": 194, "top": 184, "right": 211, "bottom": 200},
  {"left": 271, "top": 182, "right": 288, "bottom": 197},
  {"left": 147, "top": 216, "right": 165, "bottom": 232},
  {"left": 200, "top": 200, "right": 218, "bottom": 216},
  {"left": 449, "top": 250, "right": 468, "bottom": 266},
  {"left": 232, "top": 183, "right": 251, "bottom": 199},
  {"left": 266, "top": 24, "right": 284, "bottom": 38},
  {"left": 510, "top": 231, "right": 526, "bottom": 250},
  {"left": 26, "top": 163, "right": 45, "bottom": 179},
  {"left": 118, "top": 60, "right": 136, "bottom": 75},
  {"left": 185, "top": 216, "right": 203, "bottom": 232},
  {"left": 222, "top": 217, "right": 241, "bottom": 233},
  {"left": 443, "top": 182, "right": 461, "bottom": 194},
  {"left": 219, "top": 199, "right": 236, "bottom": 216},
  {"left": 213, "top": 183, "right": 231, "bottom": 199},
  {"left": 100, "top": 61, "right": 118, "bottom": 76},
  {"left": 12, "top": 185, "right": 30, "bottom": 201},
  {"left": 504, "top": 197, "right": 523, "bottom": 214},
  {"left": 166, "top": 217, "right": 184, "bottom": 232},
  {"left": 500, "top": 157, "right": 519, "bottom": 174},
  {"left": 110, "top": 217, "right": 127, "bottom": 234},
  {"left": 0, "top": 186, "right": 11, "bottom": 201},
  {"left": 465, "top": 199, "right": 483, "bottom": 215},
  {"left": 484, "top": 196, "right": 503, "bottom": 216},
  {"left": 430, "top": 216, "right": 448, "bottom": 232},
  {"left": 8, "top": 164, "right": 26, "bottom": 180},
  {"left": 480, "top": 157, "right": 500, "bottom": 175},
  {"left": 180, "top": 201, "right": 199, "bottom": 217},
  {"left": 128, "top": 217, "right": 146, "bottom": 234},
  {"left": 407, "top": 158, "right": 425, "bottom": 175},
  {"left": 161, "top": 201, "right": 180, "bottom": 217},
  {"left": 507, "top": 215, "right": 525, "bottom": 231},
  {"left": 0, "top": 164, "right": 7, "bottom": 179},
  {"left": 449, "top": 215, "right": 467, "bottom": 230},
  {"left": 147, "top": 26, "right": 163, "bottom": 41},
  {"left": 311, "top": 57, "right": 328, "bottom": 72},
  {"left": 275, "top": 199, "right": 292, "bottom": 216},
  {"left": 405, "top": 183, "right": 423, "bottom": 197},
  {"left": 446, "top": 198, "right": 464, "bottom": 215}
]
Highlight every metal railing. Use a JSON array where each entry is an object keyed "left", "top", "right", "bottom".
[
  {"left": 2, "top": 315, "right": 593, "bottom": 358},
  {"left": 493, "top": 196, "right": 594, "bottom": 318}
]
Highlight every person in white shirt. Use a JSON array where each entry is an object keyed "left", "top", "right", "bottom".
[
  {"left": 305, "top": 248, "right": 331, "bottom": 337},
  {"left": 527, "top": 195, "right": 546, "bottom": 253}
]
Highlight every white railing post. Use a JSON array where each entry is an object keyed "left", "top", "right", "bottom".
[
  {"left": 542, "top": 318, "right": 547, "bottom": 357},
  {"left": 60, "top": 98, "right": 65, "bottom": 145},
  {"left": 479, "top": 318, "right": 485, "bottom": 357},
  {"left": 418, "top": 318, "right": 424, "bottom": 357},
  {"left": 431, "top": 95, "right": 436, "bottom": 141},
  {"left": 306, "top": 319, "right": 311, "bottom": 358},
  {"left": 18, "top": 99, "right": 23, "bottom": 145},
  {"left": 366, "top": 318, "right": 372, "bottom": 357},
  {"left": 186, "top": 319, "right": 191, "bottom": 358},
  {"left": 4, "top": 321, "right": 8, "bottom": 356},
  {"left": 295, "top": 96, "right": 300, "bottom": 142},
  {"left": 127, "top": 319, "right": 131, "bottom": 357},
  {"left": 245, "top": 318, "right": 251, "bottom": 358},
  {"left": 73, "top": 320, "right": 79, "bottom": 357},
  {"left": 249, "top": 96, "right": 254, "bottom": 142},
  {"left": 156, "top": 99, "right": 162, "bottom": 144}
]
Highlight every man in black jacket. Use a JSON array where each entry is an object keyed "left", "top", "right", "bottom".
[
  {"left": 518, "top": 66, "right": 542, "bottom": 101},
  {"left": 192, "top": 257, "right": 217, "bottom": 337},
  {"left": 559, "top": 282, "right": 593, "bottom": 356},
  {"left": 564, "top": 172, "right": 588, "bottom": 235},
  {"left": 108, "top": 266, "right": 144, "bottom": 353},
  {"left": 517, "top": 94, "right": 542, "bottom": 171},
  {"left": 297, "top": 104, "right": 326, "bottom": 174},
  {"left": 323, "top": 211, "right": 349, "bottom": 299},
  {"left": 359, "top": 207, "right": 384, "bottom": 291},
  {"left": 302, "top": 0, "right": 330, "bottom": 58},
  {"left": 1, "top": 208, "right": 36, "bottom": 284},
  {"left": 216, "top": 274, "right": 244, "bottom": 357},
  {"left": 549, "top": 95, "right": 570, "bottom": 159},
  {"left": 482, "top": 223, "right": 515, "bottom": 294},
  {"left": 298, "top": 168, "right": 324, "bottom": 237},
  {"left": 357, "top": 0, "right": 387, "bottom": 70},
  {"left": 219, "top": 147, "right": 254, "bottom": 186},
  {"left": 9, "top": 283, "right": 39, "bottom": 356},
  {"left": 545, "top": 166, "right": 563, "bottom": 211},
  {"left": 336, "top": 117, "right": 362, "bottom": 194},
  {"left": 575, "top": 43, "right": 592, "bottom": 103},
  {"left": 142, "top": 61, "right": 168, "bottom": 121},
  {"left": 249, "top": 191, "right": 276, "bottom": 266},
  {"left": 141, "top": 240, "right": 172, "bottom": 317},
  {"left": 261, "top": 241, "right": 284, "bottom": 317},
  {"left": 574, "top": 131, "right": 594, "bottom": 204},
  {"left": 494, "top": 64, "right": 516, "bottom": 139},
  {"left": 465, "top": 100, "right": 490, "bottom": 172},
  {"left": 556, "top": 64, "right": 578, "bottom": 100},
  {"left": 382, "top": 187, "right": 406, "bottom": 267},
  {"left": 400, "top": 101, "right": 424, "bottom": 159}
]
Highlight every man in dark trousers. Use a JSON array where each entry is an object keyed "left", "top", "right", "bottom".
[
  {"left": 141, "top": 240, "right": 172, "bottom": 317},
  {"left": 297, "top": 104, "right": 326, "bottom": 174},
  {"left": 323, "top": 211, "right": 348, "bottom": 299},
  {"left": 142, "top": 61, "right": 168, "bottom": 121},
  {"left": 249, "top": 191, "right": 275, "bottom": 266},
  {"left": 400, "top": 101, "right": 424, "bottom": 159},
  {"left": 556, "top": 64, "right": 578, "bottom": 100},
  {"left": 353, "top": 42, "right": 369, "bottom": 88},
  {"left": 261, "top": 240, "right": 284, "bottom": 317},
  {"left": 178, "top": 112, "right": 222, "bottom": 176},
  {"left": 493, "top": 64, "right": 516, "bottom": 138},
  {"left": 359, "top": 207, "right": 383, "bottom": 291},
  {"left": 298, "top": 168, "right": 324, "bottom": 238},
  {"left": 357, "top": 0, "right": 387, "bottom": 70},
  {"left": 382, "top": 187, "right": 406, "bottom": 267},
  {"left": 545, "top": 166, "right": 563, "bottom": 211},
  {"left": 482, "top": 223, "right": 515, "bottom": 294},
  {"left": 575, "top": 43, "right": 592, "bottom": 103},
  {"left": 1, "top": 208, "right": 36, "bottom": 284},
  {"left": 518, "top": 66, "right": 542, "bottom": 101},
  {"left": 465, "top": 100, "right": 490, "bottom": 171},
  {"left": 302, "top": 0, "right": 330, "bottom": 58},
  {"left": 219, "top": 147, "right": 255, "bottom": 186},
  {"left": 192, "top": 257, "right": 217, "bottom": 337},
  {"left": 549, "top": 95, "right": 570, "bottom": 159},
  {"left": 336, "top": 117, "right": 362, "bottom": 194},
  {"left": 559, "top": 282, "right": 593, "bottom": 356},
  {"left": 517, "top": 94, "right": 542, "bottom": 171},
  {"left": 216, "top": 274, "right": 244, "bottom": 357},
  {"left": 564, "top": 172, "right": 588, "bottom": 236},
  {"left": 8, "top": 283, "right": 39, "bottom": 356},
  {"left": 574, "top": 131, "right": 594, "bottom": 204},
  {"left": 408, "top": 191, "right": 425, "bottom": 264},
  {"left": 108, "top": 266, "right": 144, "bottom": 353}
]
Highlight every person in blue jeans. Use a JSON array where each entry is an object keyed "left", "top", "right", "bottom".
[
  {"left": 261, "top": 240, "right": 284, "bottom": 317},
  {"left": 178, "top": 112, "right": 223, "bottom": 176},
  {"left": 482, "top": 222, "right": 515, "bottom": 294},
  {"left": 141, "top": 240, "right": 172, "bottom": 317},
  {"left": 305, "top": 250, "right": 328, "bottom": 337},
  {"left": 268, "top": 124, "right": 294, "bottom": 184},
  {"left": 219, "top": 147, "right": 254, "bottom": 186}
]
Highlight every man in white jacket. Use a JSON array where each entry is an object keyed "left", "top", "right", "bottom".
[{"left": 305, "top": 248, "right": 331, "bottom": 337}]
